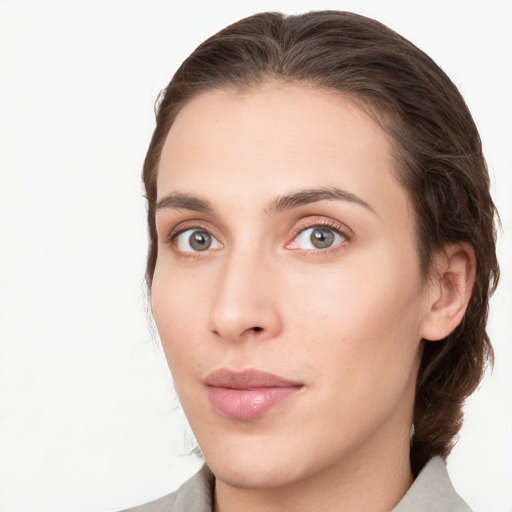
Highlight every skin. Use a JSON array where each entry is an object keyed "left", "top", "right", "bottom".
[{"left": 151, "top": 83, "right": 474, "bottom": 512}]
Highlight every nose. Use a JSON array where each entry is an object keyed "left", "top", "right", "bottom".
[{"left": 207, "top": 247, "right": 282, "bottom": 343}]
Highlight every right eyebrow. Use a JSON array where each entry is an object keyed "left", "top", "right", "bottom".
[{"left": 155, "top": 192, "right": 215, "bottom": 214}]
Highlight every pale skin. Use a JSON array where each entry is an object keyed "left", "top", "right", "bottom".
[{"left": 151, "top": 83, "right": 476, "bottom": 512}]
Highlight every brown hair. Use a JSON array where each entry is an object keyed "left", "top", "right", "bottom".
[{"left": 142, "top": 11, "right": 499, "bottom": 473}]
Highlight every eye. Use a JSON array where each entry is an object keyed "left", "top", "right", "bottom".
[
  {"left": 292, "top": 226, "right": 346, "bottom": 250},
  {"left": 173, "top": 228, "right": 222, "bottom": 253}
]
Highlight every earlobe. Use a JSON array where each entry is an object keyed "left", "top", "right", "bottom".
[{"left": 421, "top": 243, "right": 476, "bottom": 342}]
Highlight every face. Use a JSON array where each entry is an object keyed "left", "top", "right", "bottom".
[{"left": 151, "top": 84, "right": 432, "bottom": 490}]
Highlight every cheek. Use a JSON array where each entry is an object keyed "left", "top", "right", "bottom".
[
  {"left": 286, "top": 247, "right": 425, "bottom": 375},
  {"left": 286, "top": 257, "right": 424, "bottom": 440},
  {"left": 151, "top": 265, "right": 207, "bottom": 375}
]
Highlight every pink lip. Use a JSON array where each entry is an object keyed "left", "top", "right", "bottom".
[{"left": 204, "top": 368, "right": 303, "bottom": 420}]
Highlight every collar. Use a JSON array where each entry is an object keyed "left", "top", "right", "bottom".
[{"left": 124, "top": 456, "right": 471, "bottom": 512}]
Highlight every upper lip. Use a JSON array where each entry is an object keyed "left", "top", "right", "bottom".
[{"left": 204, "top": 368, "right": 302, "bottom": 390}]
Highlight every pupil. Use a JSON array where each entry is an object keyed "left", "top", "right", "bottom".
[
  {"left": 310, "top": 228, "right": 334, "bottom": 249},
  {"left": 190, "top": 230, "right": 211, "bottom": 251}
]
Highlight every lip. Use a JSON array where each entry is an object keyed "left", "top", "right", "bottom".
[{"left": 204, "top": 368, "right": 303, "bottom": 420}]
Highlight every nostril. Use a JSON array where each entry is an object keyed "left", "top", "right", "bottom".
[{"left": 252, "top": 326, "right": 263, "bottom": 333}]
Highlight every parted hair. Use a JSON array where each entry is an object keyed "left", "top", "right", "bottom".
[{"left": 142, "top": 11, "right": 499, "bottom": 473}]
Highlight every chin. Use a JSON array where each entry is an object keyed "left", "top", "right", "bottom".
[
  {"left": 210, "top": 458, "right": 299, "bottom": 490},
  {"left": 201, "top": 437, "right": 306, "bottom": 490}
]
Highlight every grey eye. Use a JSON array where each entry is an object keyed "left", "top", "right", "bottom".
[
  {"left": 189, "top": 230, "right": 211, "bottom": 251},
  {"left": 175, "top": 229, "right": 222, "bottom": 252},
  {"left": 310, "top": 228, "right": 335, "bottom": 248},
  {"left": 294, "top": 227, "right": 345, "bottom": 250}
]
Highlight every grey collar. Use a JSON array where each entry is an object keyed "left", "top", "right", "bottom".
[
  {"left": 392, "top": 457, "right": 471, "bottom": 511},
  {"left": 123, "top": 456, "right": 471, "bottom": 512}
]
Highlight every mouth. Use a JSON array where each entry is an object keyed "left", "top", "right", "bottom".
[{"left": 204, "top": 368, "right": 303, "bottom": 420}]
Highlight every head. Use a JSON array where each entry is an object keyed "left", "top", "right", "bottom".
[{"left": 142, "top": 11, "right": 498, "bottom": 478}]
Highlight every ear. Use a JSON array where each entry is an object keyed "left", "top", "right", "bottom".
[{"left": 421, "top": 242, "right": 476, "bottom": 342}]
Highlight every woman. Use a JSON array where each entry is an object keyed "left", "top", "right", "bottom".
[{"left": 125, "top": 11, "right": 499, "bottom": 511}]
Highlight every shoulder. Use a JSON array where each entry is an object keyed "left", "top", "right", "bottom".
[
  {"left": 392, "top": 457, "right": 472, "bottom": 512},
  {"left": 121, "top": 465, "right": 214, "bottom": 512}
]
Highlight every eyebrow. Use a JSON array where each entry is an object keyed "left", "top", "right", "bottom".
[
  {"left": 155, "top": 187, "right": 373, "bottom": 216},
  {"left": 155, "top": 192, "right": 215, "bottom": 214},
  {"left": 265, "top": 187, "right": 374, "bottom": 215}
]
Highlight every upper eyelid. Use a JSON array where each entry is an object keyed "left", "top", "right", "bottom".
[
  {"left": 165, "top": 220, "right": 220, "bottom": 240},
  {"left": 160, "top": 216, "right": 352, "bottom": 245},
  {"left": 292, "top": 217, "right": 352, "bottom": 238},
  {"left": 285, "top": 217, "right": 352, "bottom": 251},
  {"left": 295, "top": 225, "right": 347, "bottom": 239},
  {"left": 175, "top": 226, "right": 222, "bottom": 244},
  {"left": 170, "top": 227, "right": 222, "bottom": 243},
  {"left": 170, "top": 225, "right": 208, "bottom": 239}
]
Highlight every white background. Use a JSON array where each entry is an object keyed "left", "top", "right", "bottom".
[{"left": 0, "top": 1, "right": 510, "bottom": 511}]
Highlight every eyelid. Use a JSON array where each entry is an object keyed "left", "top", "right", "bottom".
[
  {"left": 162, "top": 216, "right": 350, "bottom": 255},
  {"left": 165, "top": 221, "right": 224, "bottom": 256},
  {"left": 285, "top": 217, "right": 352, "bottom": 250},
  {"left": 166, "top": 219, "right": 220, "bottom": 241},
  {"left": 174, "top": 228, "right": 223, "bottom": 251}
]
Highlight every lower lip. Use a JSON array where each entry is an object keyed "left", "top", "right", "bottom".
[{"left": 208, "top": 386, "right": 301, "bottom": 420}]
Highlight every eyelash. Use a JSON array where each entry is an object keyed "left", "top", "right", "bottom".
[
  {"left": 165, "top": 218, "right": 350, "bottom": 258},
  {"left": 289, "top": 218, "right": 350, "bottom": 255},
  {"left": 166, "top": 222, "right": 220, "bottom": 260}
]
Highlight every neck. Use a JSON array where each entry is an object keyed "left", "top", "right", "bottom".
[{"left": 214, "top": 422, "right": 414, "bottom": 512}]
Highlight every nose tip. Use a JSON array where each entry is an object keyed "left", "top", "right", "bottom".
[
  {"left": 209, "top": 303, "right": 281, "bottom": 343},
  {"left": 207, "top": 257, "right": 282, "bottom": 343}
]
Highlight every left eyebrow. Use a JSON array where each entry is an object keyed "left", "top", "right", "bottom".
[{"left": 265, "top": 187, "right": 374, "bottom": 215}]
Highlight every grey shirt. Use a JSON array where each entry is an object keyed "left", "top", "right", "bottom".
[{"left": 122, "top": 457, "right": 471, "bottom": 512}]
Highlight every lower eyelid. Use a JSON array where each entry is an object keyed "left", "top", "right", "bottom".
[
  {"left": 164, "top": 220, "right": 349, "bottom": 255},
  {"left": 168, "top": 227, "right": 224, "bottom": 255},
  {"left": 287, "top": 221, "right": 349, "bottom": 250}
]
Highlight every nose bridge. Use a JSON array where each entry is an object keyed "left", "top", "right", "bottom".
[{"left": 208, "top": 240, "right": 281, "bottom": 341}]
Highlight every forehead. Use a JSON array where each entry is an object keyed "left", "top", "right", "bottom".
[{"left": 157, "top": 83, "right": 411, "bottom": 225}]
